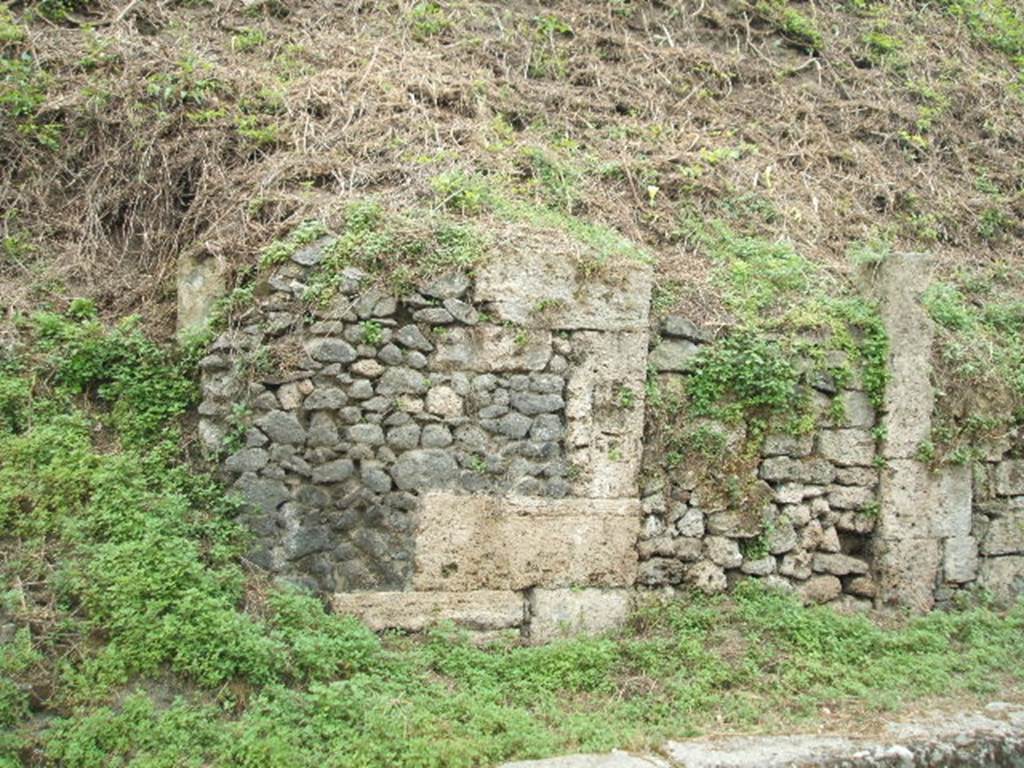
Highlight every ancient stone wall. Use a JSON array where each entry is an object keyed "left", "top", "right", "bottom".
[
  {"left": 196, "top": 245, "right": 1024, "bottom": 641},
  {"left": 638, "top": 320, "right": 882, "bottom": 607},
  {"left": 198, "top": 241, "right": 651, "bottom": 639}
]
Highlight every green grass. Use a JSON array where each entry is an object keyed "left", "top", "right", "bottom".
[
  {"left": 1, "top": 309, "right": 1022, "bottom": 767},
  {"left": 922, "top": 264, "right": 1024, "bottom": 457}
]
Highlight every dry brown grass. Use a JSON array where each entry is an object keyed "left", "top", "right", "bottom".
[{"left": 1, "top": 0, "right": 1022, "bottom": 334}]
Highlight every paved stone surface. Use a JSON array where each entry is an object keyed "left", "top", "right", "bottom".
[
  {"left": 502, "top": 703, "right": 1024, "bottom": 767},
  {"left": 503, "top": 753, "right": 668, "bottom": 768}
]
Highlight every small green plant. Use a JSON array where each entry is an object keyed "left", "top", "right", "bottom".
[
  {"left": 409, "top": 1, "right": 450, "bottom": 39},
  {"left": 361, "top": 320, "right": 383, "bottom": 345},
  {"left": 145, "top": 56, "right": 221, "bottom": 108},
  {"left": 847, "top": 237, "right": 891, "bottom": 266},
  {"left": 231, "top": 27, "right": 268, "bottom": 52},
  {"left": 617, "top": 386, "right": 636, "bottom": 409},
  {"left": 0, "top": 4, "right": 24, "bottom": 43},
  {"left": 756, "top": 0, "right": 823, "bottom": 52},
  {"left": 915, "top": 440, "right": 936, "bottom": 463},
  {"left": 303, "top": 201, "right": 487, "bottom": 305},
  {"left": 432, "top": 169, "right": 492, "bottom": 215}
]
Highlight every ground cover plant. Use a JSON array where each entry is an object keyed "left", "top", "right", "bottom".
[{"left": 2, "top": 309, "right": 1024, "bottom": 767}]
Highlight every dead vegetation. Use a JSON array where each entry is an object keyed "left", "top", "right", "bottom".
[{"left": 1, "top": 0, "right": 1022, "bottom": 333}]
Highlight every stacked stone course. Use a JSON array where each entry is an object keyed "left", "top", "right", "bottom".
[{"left": 638, "top": 318, "right": 881, "bottom": 605}]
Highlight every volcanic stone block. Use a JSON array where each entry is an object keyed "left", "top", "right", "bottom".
[
  {"left": 874, "top": 537, "right": 941, "bottom": 611},
  {"left": 473, "top": 248, "right": 652, "bottom": 332},
  {"left": 977, "top": 556, "right": 1024, "bottom": 603},
  {"left": 944, "top": 536, "right": 978, "bottom": 584},
  {"left": 565, "top": 331, "right": 648, "bottom": 499},
  {"left": 996, "top": 461, "right": 1024, "bottom": 496},
  {"left": 331, "top": 590, "right": 524, "bottom": 632},
  {"left": 875, "top": 253, "right": 935, "bottom": 459},
  {"left": 412, "top": 493, "right": 640, "bottom": 591},
  {"left": 980, "top": 508, "right": 1024, "bottom": 555},
  {"left": 527, "top": 588, "right": 632, "bottom": 644},
  {"left": 877, "top": 460, "right": 971, "bottom": 539},
  {"left": 431, "top": 326, "right": 552, "bottom": 372},
  {"left": 817, "top": 429, "right": 876, "bottom": 467}
]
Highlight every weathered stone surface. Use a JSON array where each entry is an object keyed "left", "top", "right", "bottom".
[
  {"left": 528, "top": 588, "right": 632, "bottom": 644},
  {"left": 426, "top": 385, "right": 463, "bottom": 417},
  {"left": 944, "top": 536, "right": 979, "bottom": 583},
  {"left": 706, "top": 508, "right": 765, "bottom": 538},
  {"left": 421, "top": 423, "right": 453, "bottom": 448},
  {"left": 176, "top": 251, "right": 225, "bottom": 333},
  {"left": 996, "top": 460, "right": 1024, "bottom": 496},
  {"left": 686, "top": 561, "right": 728, "bottom": 594},
  {"left": 767, "top": 519, "right": 798, "bottom": 555},
  {"left": 637, "top": 557, "right": 685, "bottom": 585},
  {"left": 348, "top": 423, "right": 385, "bottom": 445},
  {"left": 878, "top": 460, "right": 972, "bottom": 540},
  {"left": 875, "top": 253, "right": 936, "bottom": 459},
  {"left": 836, "top": 511, "right": 876, "bottom": 534},
  {"left": 762, "top": 432, "right": 814, "bottom": 458},
  {"left": 827, "top": 485, "right": 875, "bottom": 511},
  {"left": 741, "top": 557, "right": 775, "bottom": 576},
  {"left": 394, "top": 324, "right": 434, "bottom": 352},
  {"left": 981, "top": 509, "right": 1024, "bottom": 555},
  {"left": 638, "top": 536, "right": 702, "bottom": 561},
  {"left": 799, "top": 574, "right": 842, "bottom": 604},
  {"left": 377, "top": 367, "right": 429, "bottom": 395},
  {"left": 978, "top": 556, "right": 1024, "bottom": 603},
  {"left": 838, "top": 390, "right": 876, "bottom": 428},
  {"left": 413, "top": 493, "right": 640, "bottom": 591},
  {"left": 224, "top": 448, "right": 268, "bottom": 473},
  {"left": 761, "top": 457, "right": 836, "bottom": 485},
  {"left": 674, "top": 507, "right": 705, "bottom": 538},
  {"left": 705, "top": 536, "right": 742, "bottom": 568},
  {"left": 812, "top": 553, "right": 869, "bottom": 576},
  {"left": 233, "top": 473, "right": 289, "bottom": 514},
  {"left": 565, "top": 331, "right": 648, "bottom": 499},
  {"left": 661, "top": 315, "right": 712, "bottom": 343},
  {"left": 386, "top": 424, "right": 420, "bottom": 451},
  {"left": 875, "top": 537, "right": 941, "bottom": 611},
  {"left": 431, "top": 326, "right": 552, "bottom": 372},
  {"left": 817, "top": 429, "right": 875, "bottom": 467},
  {"left": 649, "top": 339, "right": 700, "bottom": 373},
  {"left": 332, "top": 590, "right": 523, "bottom": 632},
  {"left": 779, "top": 550, "right": 812, "bottom": 580},
  {"left": 390, "top": 450, "right": 459, "bottom": 491},
  {"left": 510, "top": 392, "right": 565, "bottom": 415},
  {"left": 312, "top": 458, "right": 355, "bottom": 484},
  {"left": 474, "top": 248, "right": 652, "bottom": 331},
  {"left": 255, "top": 410, "right": 306, "bottom": 444},
  {"left": 306, "top": 337, "right": 357, "bottom": 363},
  {"left": 847, "top": 576, "right": 877, "bottom": 598}
]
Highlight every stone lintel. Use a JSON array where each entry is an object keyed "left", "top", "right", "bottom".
[{"left": 413, "top": 493, "right": 640, "bottom": 591}]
